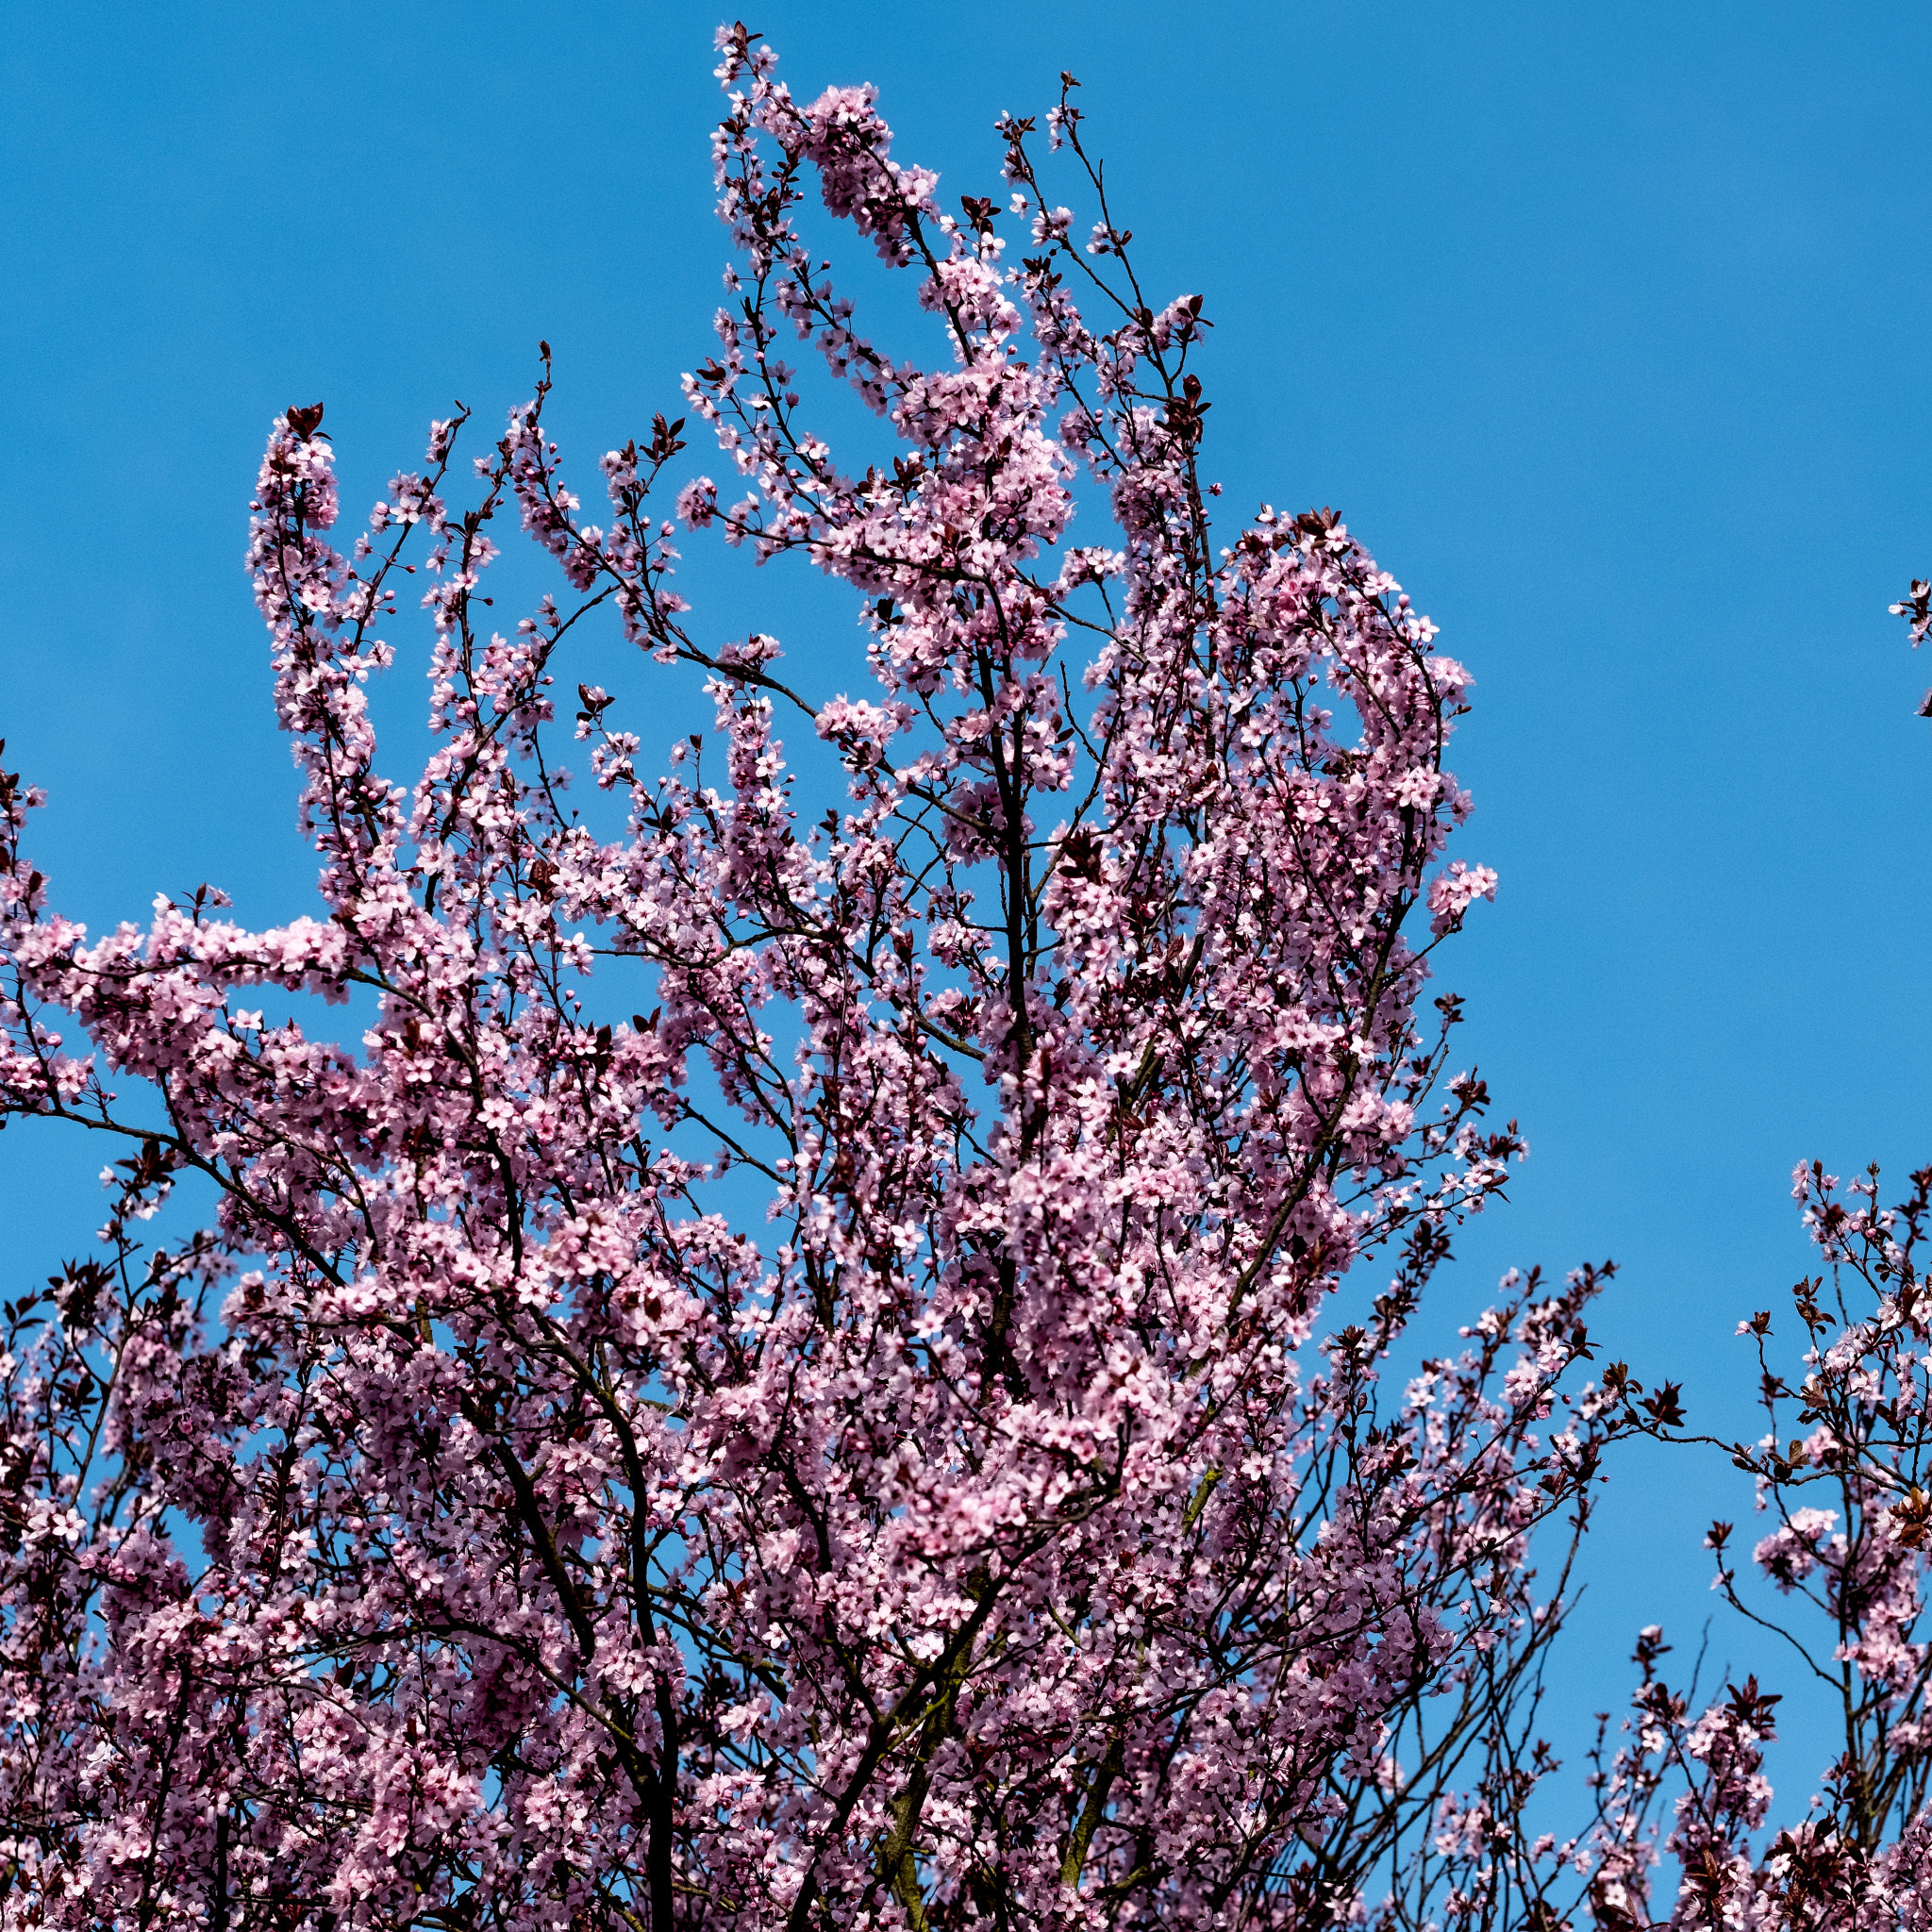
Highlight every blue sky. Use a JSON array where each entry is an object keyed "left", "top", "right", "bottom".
[{"left": 8, "top": 0, "right": 1932, "bottom": 1797}]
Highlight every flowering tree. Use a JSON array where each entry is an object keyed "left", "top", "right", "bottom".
[
  {"left": 1463, "top": 615, "right": 1932, "bottom": 1932},
  {"left": 1369, "top": 575, "right": 1932, "bottom": 1930},
  {"left": 0, "top": 25, "right": 1642, "bottom": 1932}
]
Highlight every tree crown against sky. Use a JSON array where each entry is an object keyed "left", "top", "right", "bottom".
[
  {"left": 0, "top": 22, "right": 1624, "bottom": 1929},
  {"left": 3, "top": 15, "right": 1932, "bottom": 1932}
]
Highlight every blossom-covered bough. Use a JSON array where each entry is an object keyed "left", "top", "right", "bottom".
[
  {"left": 1526, "top": 1158, "right": 1932, "bottom": 1932},
  {"left": 0, "top": 26, "right": 1640, "bottom": 1932},
  {"left": 1437, "top": 608, "right": 1932, "bottom": 1931}
]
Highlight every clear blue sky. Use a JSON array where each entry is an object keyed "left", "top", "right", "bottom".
[{"left": 8, "top": 0, "right": 1932, "bottom": 1794}]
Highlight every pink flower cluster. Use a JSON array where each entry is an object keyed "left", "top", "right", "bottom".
[{"left": 1382, "top": 1158, "right": 1932, "bottom": 1930}]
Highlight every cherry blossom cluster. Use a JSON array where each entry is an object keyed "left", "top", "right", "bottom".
[{"left": 1386, "top": 1159, "right": 1932, "bottom": 1931}]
